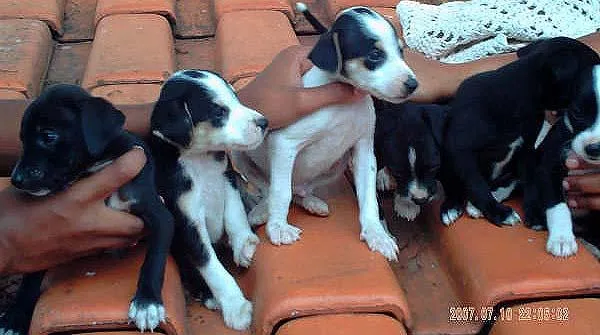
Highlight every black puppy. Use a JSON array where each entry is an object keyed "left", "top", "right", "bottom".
[
  {"left": 374, "top": 99, "right": 447, "bottom": 221},
  {"left": 1, "top": 84, "right": 174, "bottom": 333},
  {"left": 523, "top": 64, "right": 600, "bottom": 257},
  {"left": 149, "top": 70, "right": 268, "bottom": 330},
  {"left": 440, "top": 37, "right": 600, "bottom": 227}
]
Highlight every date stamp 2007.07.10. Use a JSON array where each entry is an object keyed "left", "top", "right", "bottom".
[{"left": 449, "top": 306, "right": 569, "bottom": 323}]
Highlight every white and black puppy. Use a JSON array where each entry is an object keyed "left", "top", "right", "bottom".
[
  {"left": 373, "top": 100, "right": 447, "bottom": 221},
  {"left": 232, "top": 3, "right": 418, "bottom": 261},
  {"left": 440, "top": 37, "right": 600, "bottom": 227},
  {"left": 2, "top": 84, "right": 174, "bottom": 334},
  {"left": 149, "top": 70, "right": 268, "bottom": 330},
  {"left": 523, "top": 64, "right": 600, "bottom": 257}
]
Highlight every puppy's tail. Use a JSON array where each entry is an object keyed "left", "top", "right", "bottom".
[{"left": 295, "top": 2, "right": 328, "bottom": 34}]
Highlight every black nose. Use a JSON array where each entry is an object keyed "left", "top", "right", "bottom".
[
  {"left": 254, "top": 118, "right": 269, "bottom": 131},
  {"left": 11, "top": 171, "right": 24, "bottom": 188},
  {"left": 413, "top": 197, "right": 428, "bottom": 206},
  {"left": 585, "top": 142, "right": 600, "bottom": 159},
  {"left": 404, "top": 77, "right": 419, "bottom": 94}
]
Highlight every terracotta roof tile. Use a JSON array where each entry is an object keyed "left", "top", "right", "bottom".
[
  {"left": 0, "top": 0, "right": 66, "bottom": 35},
  {"left": 45, "top": 42, "right": 93, "bottom": 87},
  {"left": 175, "top": 38, "right": 216, "bottom": 72},
  {"left": 91, "top": 83, "right": 162, "bottom": 105},
  {"left": 174, "top": 0, "right": 215, "bottom": 38},
  {"left": 0, "top": 20, "right": 53, "bottom": 98},
  {"left": 61, "top": 0, "right": 97, "bottom": 41},
  {"left": 81, "top": 14, "right": 175, "bottom": 91},
  {"left": 94, "top": 0, "right": 176, "bottom": 26},
  {"left": 276, "top": 314, "right": 408, "bottom": 335},
  {"left": 325, "top": 0, "right": 399, "bottom": 16},
  {"left": 214, "top": 0, "right": 295, "bottom": 22},
  {"left": 0, "top": 89, "right": 26, "bottom": 100}
]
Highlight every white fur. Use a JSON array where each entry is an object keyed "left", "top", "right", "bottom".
[
  {"left": 394, "top": 194, "right": 420, "bottom": 221},
  {"left": 572, "top": 65, "right": 600, "bottom": 162},
  {"left": 466, "top": 180, "right": 517, "bottom": 219},
  {"left": 442, "top": 208, "right": 462, "bottom": 226},
  {"left": 128, "top": 301, "right": 165, "bottom": 332},
  {"left": 491, "top": 136, "right": 523, "bottom": 180},
  {"left": 376, "top": 167, "right": 397, "bottom": 191},
  {"left": 546, "top": 202, "right": 578, "bottom": 257},
  {"left": 295, "top": 2, "right": 307, "bottom": 12}
]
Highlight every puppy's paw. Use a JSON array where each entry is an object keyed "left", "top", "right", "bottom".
[
  {"left": 501, "top": 210, "right": 521, "bottom": 226},
  {"left": 360, "top": 226, "right": 399, "bottom": 261},
  {"left": 128, "top": 298, "right": 166, "bottom": 332},
  {"left": 376, "top": 168, "right": 397, "bottom": 192},
  {"left": 297, "top": 195, "right": 329, "bottom": 216},
  {"left": 465, "top": 201, "right": 483, "bottom": 218},
  {"left": 248, "top": 201, "right": 268, "bottom": 226},
  {"left": 0, "top": 313, "right": 28, "bottom": 335},
  {"left": 440, "top": 203, "right": 463, "bottom": 226},
  {"left": 393, "top": 194, "right": 420, "bottom": 221},
  {"left": 221, "top": 297, "right": 253, "bottom": 330},
  {"left": 204, "top": 297, "right": 219, "bottom": 310},
  {"left": 232, "top": 233, "right": 259, "bottom": 268},
  {"left": 266, "top": 222, "right": 302, "bottom": 245},
  {"left": 547, "top": 233, "right": 578, "bottom": 257}
]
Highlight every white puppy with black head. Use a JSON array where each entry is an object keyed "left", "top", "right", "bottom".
[{"left": 233, "top": 4, "right": 418, "bottom": 260}]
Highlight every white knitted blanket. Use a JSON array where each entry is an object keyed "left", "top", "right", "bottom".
[{"left": 396, "top": 0, "right": 600, "bottom": 63}]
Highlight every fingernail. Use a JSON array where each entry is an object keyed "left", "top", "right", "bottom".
[
  {"left": 566, "top": 158, "right": 578, "bottom": 169},
  {"left": 562, "top": 180, "right": 569, "bottom": 190},
  {"left": 568, "top": 199, "right": 577, "bottom": 208}
]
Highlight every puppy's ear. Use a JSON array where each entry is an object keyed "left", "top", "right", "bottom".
[
  {"left": 79, "top": 97, "right": 125, "bottom": 157},
  {"left": 308, "top": 31, "right": 342, "bottom": 73},
  {"left": 158, "top": 78, "right": 189, "bottom": 102},
  {"left": 421, "top": 106, "right": 447, "bottom": 147},
  {"left": 516, "top": 39, "right": 547, "bottom": 58}
]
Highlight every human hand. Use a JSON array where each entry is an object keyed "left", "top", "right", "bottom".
[
  {"left": 0, "top": 148, "right": 146, "bottom": 274},
  {"left": 563, "top": 151, "right": 600, "bottom": 210},
  {"left": 237, "top": 45, "right": 366, "bottom": 129}
]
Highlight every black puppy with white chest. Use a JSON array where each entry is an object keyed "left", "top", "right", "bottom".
[
  {"left": 374, "top": 99, "right": 447, "bottom": 221},
  {"left": 441, "top": 37, "right": 600, "bottom": 227},
  {"left": 1, "top": 84, "right": 174, "bottom": 334}
]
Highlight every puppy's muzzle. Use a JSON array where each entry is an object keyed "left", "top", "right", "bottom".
[
  {"left": 11, "top": 166, "right": 44, "bottom": 188},
  {"left": 254, "top": 117, "right": 269, "bottom": 132},
  {"left": 584, "top": 142, "right": 600, "bottom": 161},
  {"left": 403, "top": 76, "right": 419, "bottom": 96}
]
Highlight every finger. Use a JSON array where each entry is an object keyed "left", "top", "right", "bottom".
[
  {"left": 565, "top": 151, "right": 600, "bottom": 171},
  {"left": 296, "top": 82, "right": 365, "bottom": 116},
  {"left": 566, "top": 195, "right": 600, "bottom": 211},
  {"left": 86, "top": 207, "right": 145, "bottom": 237},
  {"left": 65, "top": 148, "right": 147, "bottom": 205},
  {"left": 563, "top": 174, "right": 600, "bottom": 194},
  {"left": 75, "top": 237, "right": 140, "bottom": 256}
]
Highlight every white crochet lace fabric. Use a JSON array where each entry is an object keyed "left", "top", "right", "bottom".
[{"left": 396, "top": 0, "right": 600, "bottom": 63}]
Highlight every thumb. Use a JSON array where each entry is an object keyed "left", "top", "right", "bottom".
[
  {"left": 65, "top": 147, "right": 147, "bottom": 204},
  {"left": 296, "top": 82, "right": 365, "bottom": 116}
]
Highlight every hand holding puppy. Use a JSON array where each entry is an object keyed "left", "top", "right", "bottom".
[
  {"left": 0, "top": 148, "right": 146, "bottom": 274},
  {"left": 564, "top": 151, "right": 600, "bottom": 211}
]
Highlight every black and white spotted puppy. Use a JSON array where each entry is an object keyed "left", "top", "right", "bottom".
[
  {"left": 374, "top": 100, "right": 447, "bottom": 221},
  {"left": 440, "top": 37, "right": 600, "bottom": 227},
  {"left": 231, "top": 4, "right": 418, "bottom": 261},
  {"left": 1, "top": 84, "right": 174, "bottom": 334},
  {"left": 523, "top": 64, "right": 600, "bottom": 257},
  {"left": 149, "top": 70, "right": 268, "bottom": 330}
]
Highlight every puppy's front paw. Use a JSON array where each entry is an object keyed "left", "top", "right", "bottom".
[
  {"left": 266, "top": 222, "right": 302, "bottom": 245},
  {"left": 232, "top": 233, "right": 259, "bottom": 268},
  {"left": 297, "top": 195, "right": 329, "bottom": 216},
  {"left": 360, "top": 226, "right": 399, "bottom": 261},
  {"left": 465, "top": 201, "right": 483, "bottom": 218},
  {"left": 393, "top": 194, "right": 420, "bottom": 221},
  {"left": 440, "top": 202, "right": 463, "bottom": 226},
  {"left": 376, "top": 168, "right": 397, "bottom": 192},
  {"left": 0, "top": 311, "right": 28, "bottom": 335},
  {"left": 486, "top": 204, "right": 520, "bottom": 226},
  {"left": 221, "top": 297, "right": 253, "bottom": 330},
  {"left": 547, "top": 233, "right": 578, "bottom": 257},
  {"left": 128, "top": 298, "right": 166, "bottom": 332}
]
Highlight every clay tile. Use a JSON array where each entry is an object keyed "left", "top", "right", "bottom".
[
  {"left": 0, "top": 20, "right": 53, "bottom": 98},
  {"left": 173, "top": 0, "right": 215, "bottom": 38},
  {"left": 0, "top": 0, "right": 65, "bottom": 35},
  {"left": 82, "top": 14, "right": 175, "bottom": 91},
  {"left": 214, "top": 0, "right": 294, "bottom": 22},
  {"left": 276, "top": 314, "right": 408, "bottom": 335},
  {"left": 216, "top": 10, "right": 299, "bottom": 83},
  {"left": 325, "top": 0, "right": 400, "bottom": 16},
  {"left": 94, "top": 0, "right": 176, "bottom": 26}
]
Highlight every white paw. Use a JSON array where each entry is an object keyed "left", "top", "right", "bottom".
[
  {"left": 232, "top": 233, "right": 259, "bottom": 268},
  {"left": 0, "top": 328, "right": 21, "bottom": 335},
  {"left": 298, "top": 195, "right": 329, "bottom": 216},
  {"left": 221, "top": 297, "right": 253, "bottom": 330},
  {"left": 204, "top": 297, "right": 219, "bottom": 310},
  {"left": 360, "top": 226, "right": 399, "bottom": 261},
  {"left": 547, "top": 233, "right": 578, "bottom": 257},
  {"left": 266, "top": 222, "right": 302, "bottom": 245},
  {"left": 465, "top": 202, "right": 483, "bottom": 218},
  {"left": 128, "top": 300, "right": 165, "bottom": 332},
  {"left": 502, "top": 210, "right": 521, "bottom": 226},
  {"left": 376, "top": 168, "right": 397, "bottom": 192},
  {"left": 442, "top": 208, "right": 462, "bottom": 226},
  {"left": 248, "top": 201, "right": 268, "bottom": 226},
  {"left": 393, "top": 195, "right": 420, "bottom": 221}
]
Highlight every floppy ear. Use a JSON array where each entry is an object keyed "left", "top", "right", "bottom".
[
  {"left": 158, "top": 79, "right": 190, "bottom": 101},
  {"left": 516, "top": 39, "right": 547, "bottom": 58},
  {"left": 421, "top": 105, "right": 448, "bottom": 147},
  {"left": 79, "top": 97, "right": 125, "bottom": 157},
  {"left": 308, "top": 31, "right": 342, "bottom": 73}
]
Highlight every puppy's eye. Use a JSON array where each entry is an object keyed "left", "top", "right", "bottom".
[
  {"left": 40, "top": 130, "right": 59, "bottom": 146},
  {"left": 214, "top": 106, "right": 227, "bottom": 118},
  {"left": 366, "top": 48, "right": 385, "bottom": 63}
]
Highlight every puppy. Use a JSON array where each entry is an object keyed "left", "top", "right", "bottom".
[
  {"left": 149, "top": 70, "right": 268, "bottom": 330},
  {"left": 440, "top": 37, "right": 600, "bottom": 227},
  {"left": 1, "top": 84, "right": 174, "bottom": 334},
  {"left": 523, "top": 64, "right": 600, "bottom": 257},
  {"left": 374, "top": 100, "right": 447, "bottom": 221},
  {"left": 231, "top": 3, "right": 418, "bottom": 261}
]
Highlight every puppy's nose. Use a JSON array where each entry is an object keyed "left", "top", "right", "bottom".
[
  {"left": 584, "top": 142, "right": 600, "bottom": 159},
  {"left": 11, "top": 171, "right": 24, "bottom": 188},
  {"left": 254, "top": 118, "right": 269, "bottom": 131},
  {"left": 413, "top": 197, "right": 428, "bottom": 206},
  {"left": 404, "top": 77, "right": 419, "bottom": 94}
]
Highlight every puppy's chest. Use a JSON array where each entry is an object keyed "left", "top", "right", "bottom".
[{"left": 179, "top": 155, "right": 228, "bottom": 220}]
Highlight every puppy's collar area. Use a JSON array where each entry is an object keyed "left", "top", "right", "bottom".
[{"left": 152, "top": 101, "right": 194, "bottom": 151}]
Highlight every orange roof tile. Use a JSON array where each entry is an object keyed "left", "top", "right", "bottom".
[
  {"left": 94, "top": 0, "right": 176, "bottom": 26},
  {"left": 0, "top": 0, "right": 65, "bottom": 35}
]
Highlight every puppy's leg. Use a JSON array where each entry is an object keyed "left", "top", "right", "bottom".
[
  {"left": 439, "top": 164, "right": 466, "bottom": 225},
  {"left": 545, "top": 203, "right": 577, "bottom": 257},
  {"left": 293, "top": 194, "right": 330, "bottom": 216},
  {"left": 128, "top": 196, "right": 174, "bottom": 332},
  {"left": 377, "top": 167, "right": 397, "bottom": 192},
  {"left": 266, "top": 138, "right": 302, "bottom": 245},
  {"left": 0, "top": 271, "right": 45, "bottom": 335},
  {"left": 247, "top": 198, "right": 268, "bottom": 226},
  {"left": 353, "top": 136, "right": 399, "bottom": 261},
  {"left": 466, "top": 180, "right": 518, "bottom": 219},
  {"left": 224, "top": 180, "right": 259, "bottom": 268}
]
